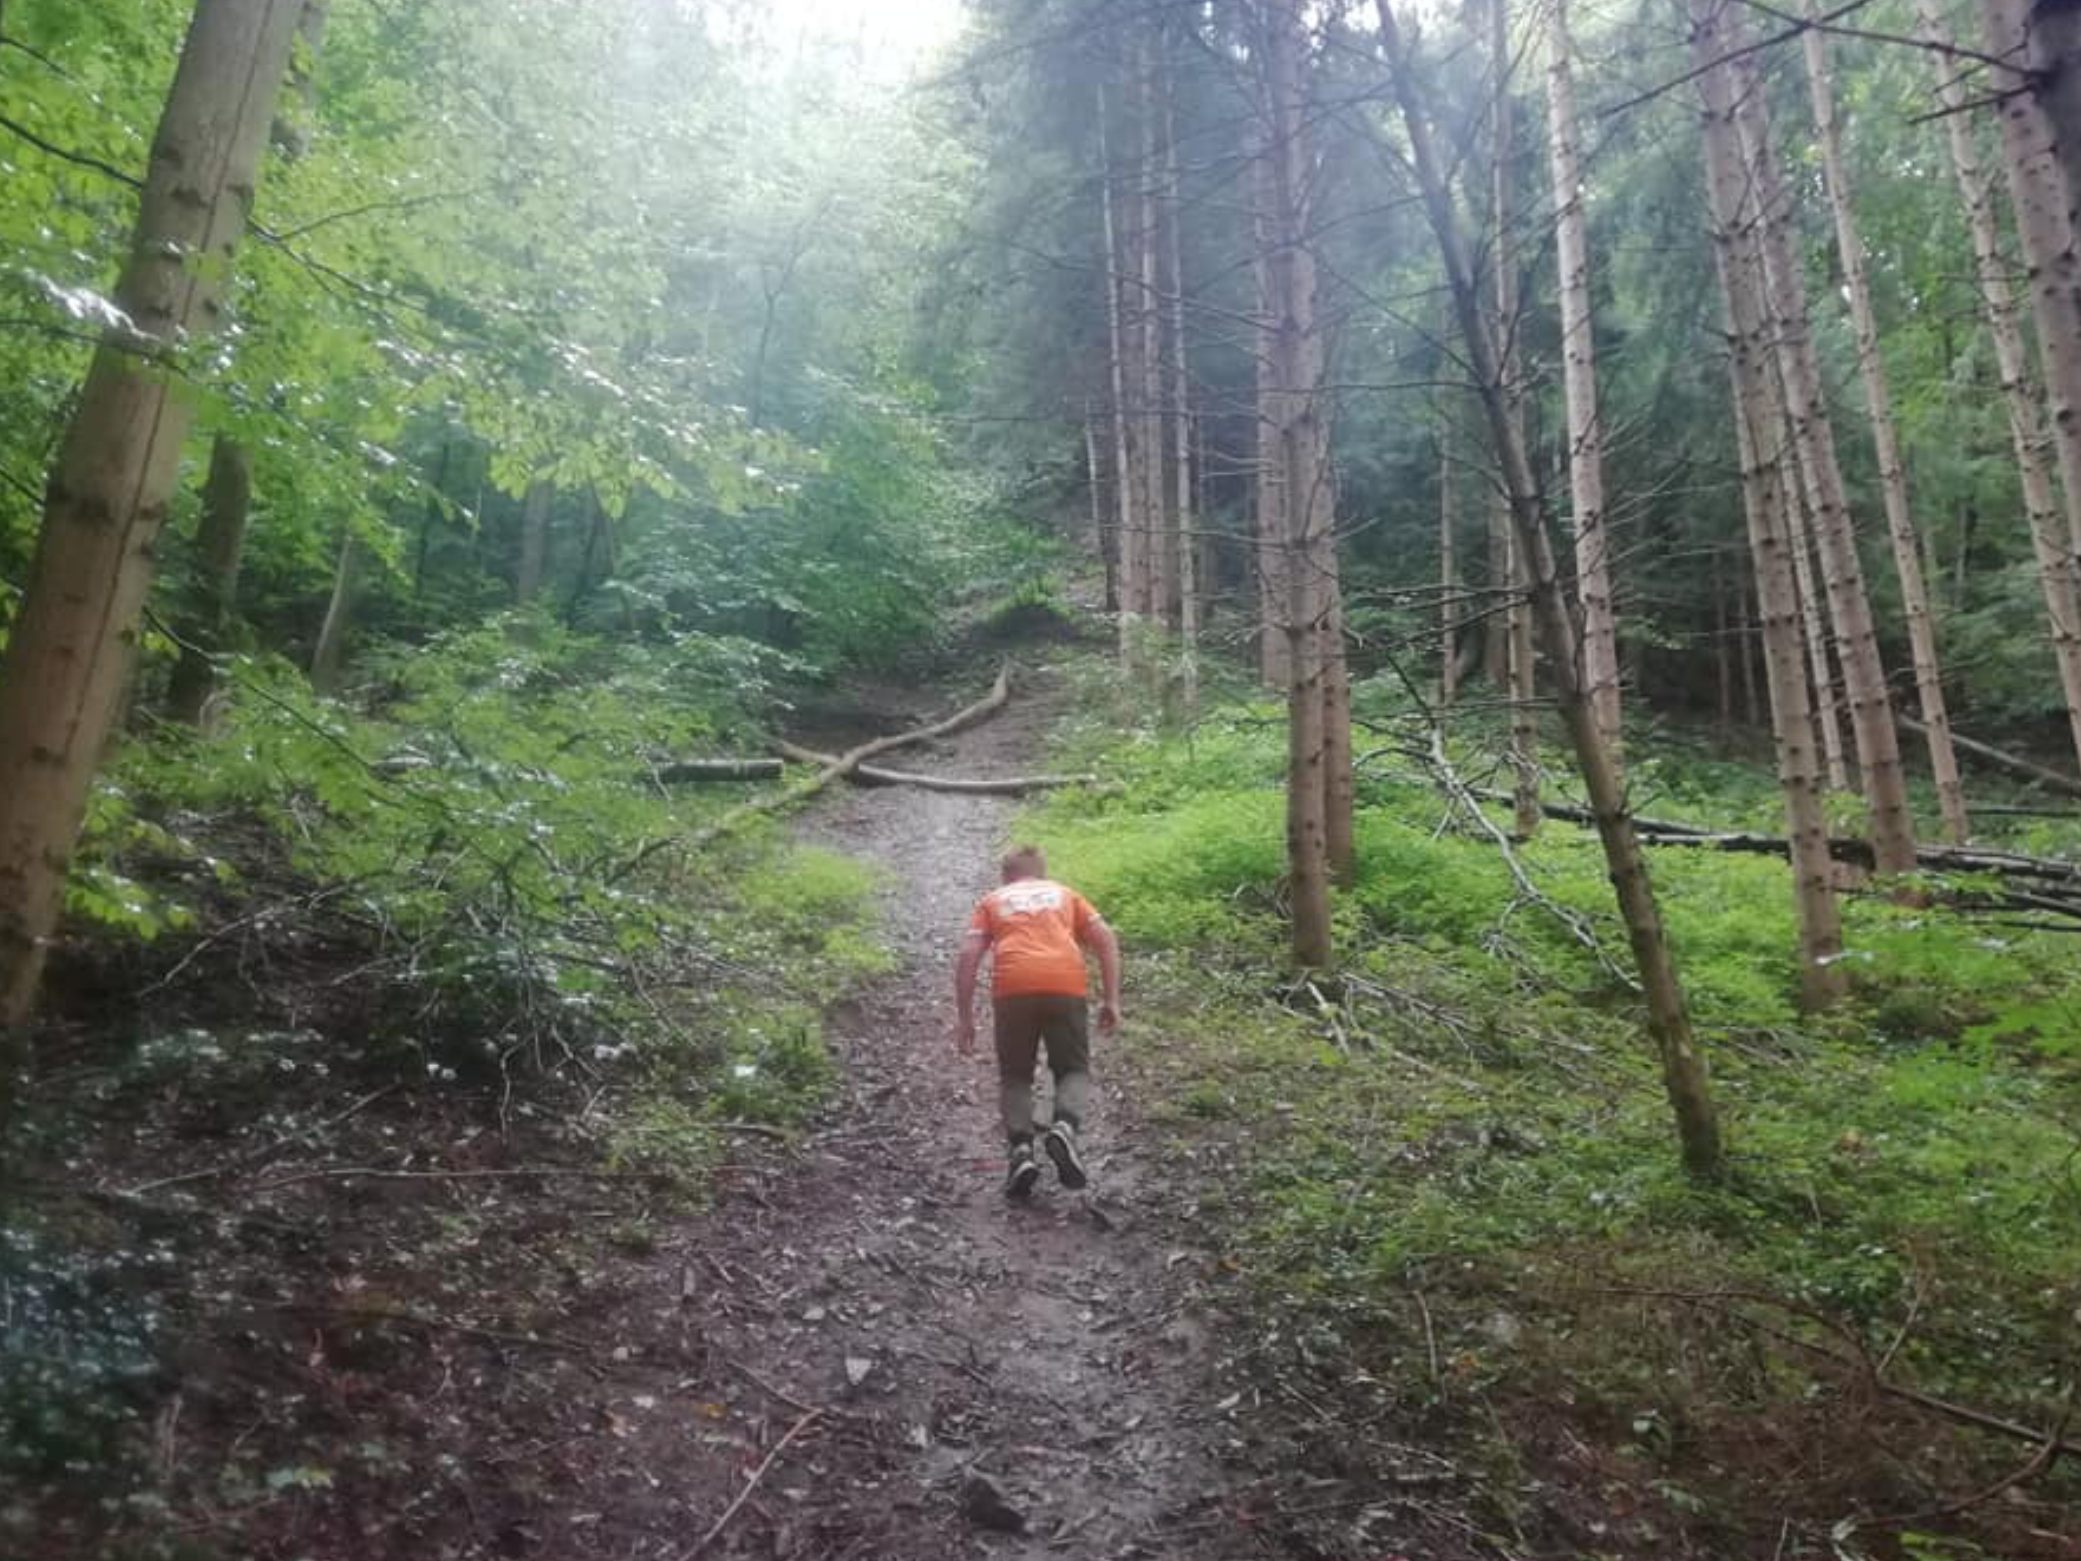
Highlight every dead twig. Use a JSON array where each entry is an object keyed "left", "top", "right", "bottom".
[{"left": 676, "top": 1408, "right": 823, "bottom": 1560}]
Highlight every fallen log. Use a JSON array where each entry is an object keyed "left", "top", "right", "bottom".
[
  {"left": 1900, "top": 715, "right": 2081, "bottom": 799},
  {"left": 656, "top": 758, "right": 785, "bottom": 783},
  {"left": 771, "top": 740, "right": 1096, "bottom": 795},
  {"left": 680, "top": 666, "right": 1011, "bottom": 851}
]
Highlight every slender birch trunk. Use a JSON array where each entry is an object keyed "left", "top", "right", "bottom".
[
  {"left": 1800, "top": 15, "right": 1968, "bottom": 842},
  {"left": 1381, "top": 0, "right": 1721, "bottom": 1177},
  {"left": 1921, "top": 2, "right": 2081, "bottom": 772},
  {"left": 0, "top": 0, "right": 304, "bottom": 1034},
  {"left": 1492, "top": 0, "right": 1541, "bottom": 839},
  {"left": 2027, "top": 0, "right": 2081, "bottom": 226},
  {"left": 1545, "top": 0, "right": 1620, "bottom": 754},
  {"left": 1730, "top": 46, "right": 1917, "bottom": 875}
]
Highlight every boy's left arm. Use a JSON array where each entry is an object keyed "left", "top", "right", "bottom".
[{"left": 1084, "top": 915, "right": 1123, "bottom": 1035}]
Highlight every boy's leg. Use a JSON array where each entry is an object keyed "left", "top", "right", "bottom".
[
  {"left": 1039, "top": 997, "right": 1092, "bottom": 1189},
  {"left": 991, "top": 996, "right": 1043, "bottom": 1145},
  {"left": 1038, "top": 996, "right": 1092, "bottom": 1129}
]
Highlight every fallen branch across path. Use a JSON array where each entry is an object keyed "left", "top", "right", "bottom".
[
  {"left": 656, "top": 758, "right": 785, "bottom": 783},
  {"left": 771, "top": 739, "right": 1096, "bottom": 795},
  {"left": 658, "top": 666, "right": 1010, "bottom": 857}
]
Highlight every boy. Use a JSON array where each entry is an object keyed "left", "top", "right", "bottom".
[{"left": 953, "top": 845, "right": 1122, "bottom": 1198}]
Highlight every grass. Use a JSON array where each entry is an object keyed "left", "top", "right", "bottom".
[{"left": 1024, "top": 666, "right": 2081, "bottom": 1556}]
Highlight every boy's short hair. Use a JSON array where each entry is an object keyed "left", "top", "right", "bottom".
[{"left": 1001, "top": 845, "right": 1048, "bottom": 881}]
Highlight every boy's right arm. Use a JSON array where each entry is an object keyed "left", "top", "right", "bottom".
[{"left": 953, "top": 929, "right": 989, "bottom": 1055}]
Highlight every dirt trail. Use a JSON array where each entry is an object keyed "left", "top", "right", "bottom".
[{"left": 656, "top": 671, "right": 1264, "bottom": 1559}]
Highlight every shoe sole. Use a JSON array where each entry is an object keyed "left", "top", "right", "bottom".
[
  {"left": 1005, "top": 1159, "right": 1041, "bottom": 1199},
  {"left": 1044, "top": 1130, "right": 1089, "bottom": 1191}
]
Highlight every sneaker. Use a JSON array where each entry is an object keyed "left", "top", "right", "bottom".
[
  {"left": 1004, "top": 1143, "right": 1041, "bottom": 1200},
  {"left": 1043, "top": 1121, "right": 1089, "bottom": 1190}
]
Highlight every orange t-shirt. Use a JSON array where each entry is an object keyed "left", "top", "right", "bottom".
[{"left": 968, "top": 878, "right": 1100, "bottom": 998}]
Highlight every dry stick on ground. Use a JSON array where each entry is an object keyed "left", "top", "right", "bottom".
[
  {"left": 677, "top": 1408, "right": 823, "bottom": 1561},
  {"left": 119, "top": 1083, "right": 400, "bottom": 1196},
  {"left": 247, "top": 1164, "right": 663, "bottom": 1192},
  {"left": 678, "top": 665, "right": 1012, "bottom": 853},
  {"left": 770, "top": 739, "right": 1097, "bottom": 795}
]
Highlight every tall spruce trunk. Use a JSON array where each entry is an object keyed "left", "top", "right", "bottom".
[
  {"left": 1492, "top": 0, "right": 1541, "bottom": 839},
  {"left": 310, "top": 533, "right": 360, "bottom": 694},
  {"left": 1729, "top": 45, "right": 1918, "bottom": 875},
  {"left": 1159, "top": 33, "right": 1198, "bottom": 705},
  {"left": 1696, "top": 0, "right": 1848, "bottom": 1008},
  {"left": 1924, "top": 2, "right": 2081, "bottom": 771},
  {"left": 1440, "top": 422, "right": 1460, "bottom": 713},
  {"left": 1381, "top": 0, "right": 1721, "bottom": 1177},
  {"left": 0, "top": 0, "right": 304, "bottom": 1039},
  {"left": 1983, "top": 0, "right": 2081, "bottom": 572},
  {"left": 1098, "top": 87, "right": 1142, "bottom": 662},
  {"left": 1978, "top": 0, "right": 2081, "bottom": 772},
  {"left": 1545, "top": 0, "right": 1621, "bottom": 754},
  {"left": 1136, "top": 36, "right": 1168, "bottom": 635},
  {"left": 1781, "top": 459, "right": 1853, "bottom": 792},
  {"left": 1263, "top": 0, "right": 1340, "bottom": 959},
  {"left": 515, "top": 479, "right": 553, "bottom": 602},
  {"left": 2028, "top": 0, "right": 2081, "bottom": 227},
  {"left": 1085, "top": 401, "right": 1119, "bottom": 612},
  {"left": 1250, "top": 122, "right": 1294, "bottom": 690},
  {"left": 166, "top": 437, "right": 254, "bottom": 727},
  {"left": 1800, "top": 16, "right": 1969, "bottom": 842}
]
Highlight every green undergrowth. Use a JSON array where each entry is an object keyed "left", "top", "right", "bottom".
[
  {"left": 59, "top": 611, "right": 890, "bottom": 1121},
  {"left": 1029, "top": 667, "right": 2081, "bottom": 1551},
  {"left": 5, "top": 618, "right": 890, "bottom": 1480}
]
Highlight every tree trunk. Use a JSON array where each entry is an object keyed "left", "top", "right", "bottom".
[
  {"left": 1250, "top": 120, "right": 1293, "bottom": 691},
  {"left": 1782, "top": 426, "right": 1854, "bottom": 793},
  {"left": 1492, "top": 0, "right": 1541, "bottom": 840},
  {"left": 1695, "top": 0, "right": 1849, "bottom": 1008},
  {"left": 1800, "top": 14, "right": 1969, "bottom": 843},
  {"left": 1099, "top": 85, "right": 1142, "bottom": 662},
  {"left": 1440, "top": 421, "right": 1460, "bottom": 713},
  {"left": 1545, "top": 0, "right": 1621, "bottom": 754},
  {"left": 1136, "top": 34, "right": 1168, "bottom": 638},
  {"left": 1381, "top": 0, "right": 1722, "bottom": 1177},
  {"left": 1730, "top": 44, "right": 1917, "bottom": 874},
  {"left": 515, "top": 479, "right": 553, "bottom": 602},
  {"left": 1160, "top": 30, "right": 1198, "bottom": 706},
  {"left": 166, "top": 437, "right": 254, "bottom": 727},
  {"left": 1264, "top": 0, "right": 1334, "bottom": 963},
  {"left": 0, "top": 0, "right": 303, "bottom": 1036},
  {"left": 1085, "top": 400, "right": 1119, "bottom": 613},
  {"left": 310, "top": 532, "right": 360, "bottom": 695},
  {"left": 1946, "top": 0, "right": 2081, "bottom": 772},
  {"left": 2028, "top": 0, "right": 2081, "bottom": 228}
]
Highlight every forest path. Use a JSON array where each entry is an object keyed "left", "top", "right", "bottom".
[{"left": 652, "top": 666, "right": 1265, "bottom": 1560}]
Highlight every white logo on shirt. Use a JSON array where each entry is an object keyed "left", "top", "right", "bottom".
[{"left": 996, "top": 883, "right": 1065, "bottom": 917}]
